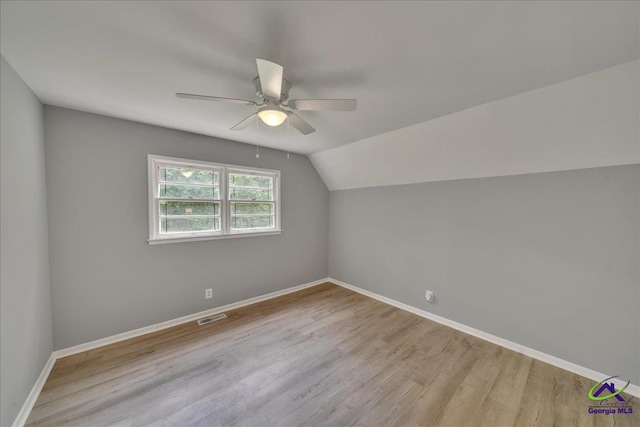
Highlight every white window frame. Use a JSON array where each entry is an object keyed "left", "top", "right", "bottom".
[{"left": 148, "top": 154, "right": 281, "bottom": 244}]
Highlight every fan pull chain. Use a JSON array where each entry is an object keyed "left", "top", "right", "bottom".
[
  {"left": 255, "top": 114, "right": 260, "bottom": 159},
  {"left": 286, "top": 115, "right": 290, "bottom": 159}
]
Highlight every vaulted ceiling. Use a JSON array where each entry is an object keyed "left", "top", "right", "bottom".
[{"left": 1, "top": 1, "right": 638, "bottom": 154}]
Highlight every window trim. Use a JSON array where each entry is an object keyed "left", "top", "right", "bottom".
[{"left": 148, "top": 154, "right": 281, "bottom": 244}]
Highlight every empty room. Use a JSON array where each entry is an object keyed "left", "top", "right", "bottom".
[{"left": 1, "top": 1, "right": 638, "bottom": 426}]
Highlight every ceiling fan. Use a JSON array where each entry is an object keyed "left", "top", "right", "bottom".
[{"left": 176, "top": 58, "right": 357, "bottom": 135}]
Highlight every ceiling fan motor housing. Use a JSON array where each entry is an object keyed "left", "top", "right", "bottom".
[{"left": 253, "top": 77, "right": 291, "bottom": 102}]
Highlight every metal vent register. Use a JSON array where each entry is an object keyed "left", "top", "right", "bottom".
[{"left": 197, "top": 313, "right": 227, "bottom": 325}]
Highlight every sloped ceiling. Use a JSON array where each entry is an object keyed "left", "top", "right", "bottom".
[
  {"left": 1, "top": 1, "right": 638, "bottom": 154},
  {"left": 311, "top": 61, "right": 640, "bottom": 191}
]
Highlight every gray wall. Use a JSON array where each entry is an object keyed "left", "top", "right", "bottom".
[
  {"left": 44, "top": 106, "right": 329, "bottom": 349},
  {"left": 1, "top": 56, "right": 53, "bottom": 426},
  {"left": 329, "top": 165, "right": 639, "bottom": 384}
]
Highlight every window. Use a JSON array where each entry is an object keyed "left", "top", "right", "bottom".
[{"left": 148, "top": 155, "right": 281, "bottom": 244}]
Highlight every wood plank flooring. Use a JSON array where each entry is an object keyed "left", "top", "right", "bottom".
[{"left": 26, "top": 283, "right": 639, "bottom": 426}]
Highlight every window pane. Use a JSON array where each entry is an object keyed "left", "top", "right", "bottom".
[
  {"left": 231, "top": 215, "right": 274, "bottom": 230},
  {"left": 229, "top": 173, "right": 272, "bottom": 188},
  {"left": 228, "top": 188, "right": 273, "bottom": 201},
  {"left": 160, "top": 201, "right": 220, "bottom": 216},
  {"left": 159, "top": 183, "right": 219, "bottom": 199},
  {"left": 161, "top": 217, "right": 220, "bottom": 234},
  {"left": 158, "top": 166, "right": 218, "bottom": 185},
  {"left": 230, "top": 202, "right": 274, "bottom": 215}
]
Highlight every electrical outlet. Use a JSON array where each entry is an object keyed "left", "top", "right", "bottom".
[
  {"left": 425, "top": 290, "right": 434, "bottom": 303},
  {"left": 205, "top": 288, "right": 213, "bottom": 299}
]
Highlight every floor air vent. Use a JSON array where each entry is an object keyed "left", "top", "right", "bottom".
[{"left": 197, "top": 313, "right": 227, "bottom": 325}]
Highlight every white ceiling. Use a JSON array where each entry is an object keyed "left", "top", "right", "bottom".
[
  {"left": 1, "top": 1, "right": 638, "bottom": 155},
  {"left": 311, "top": 61, "right": 640, "bottom": 190}
]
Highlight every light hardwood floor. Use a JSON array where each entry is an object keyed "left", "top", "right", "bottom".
[{"left": 26, "top": 283, "right": 638, "bottom": 427}]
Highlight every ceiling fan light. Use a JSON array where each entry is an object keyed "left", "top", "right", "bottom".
[{"left": 258, "top": 107, "right": 287, "bottom": 127}]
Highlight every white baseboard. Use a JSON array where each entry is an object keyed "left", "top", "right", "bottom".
[
  {"left": 328, "top": 277, "right": 640, "bottom": 398},
  {"left": 54, "top": 278, "right": 329, "bottom": 359},
  {"left": 13, "top": 277, "right": 329, "bottom": 426},
  {"left": 12, "top": 353, "right": 56, "bottom": 427}
]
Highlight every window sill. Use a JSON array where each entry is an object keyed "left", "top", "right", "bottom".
[{"left": 148, "top": 230, "right": 282, "bottom": 245}]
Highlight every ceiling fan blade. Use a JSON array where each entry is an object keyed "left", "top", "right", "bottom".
[
  {"left": 176, "top": 93, "right": 256, "bottom": 106},
  {"left": 256, "top": 58, "right": 284, "bottom": 100},
  {"left": 230, "top": 113, "right": 257, "bottom": 131},
  {"left": 288, "top": 99, "right": 357, "bottom": 111},
  {"left": 287, "top": 112, "right": 316, "bottom": 135}
]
